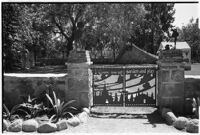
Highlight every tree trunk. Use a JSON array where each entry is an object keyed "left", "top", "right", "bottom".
[
  {"left": 34, "top": 45, "right": 37, "bottom": 66},
  {"left": 66, "top": 26, "right": 75, "bottom": 57},
  {"left": 152, "top": 28, "right": 155, "bottom": 54}
]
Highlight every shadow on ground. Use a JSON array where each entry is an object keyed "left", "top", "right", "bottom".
[{"left": 146, "top": 110, "right": 165, "bottom": 124}]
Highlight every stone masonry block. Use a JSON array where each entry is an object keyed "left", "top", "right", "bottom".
[
  {"left": 161, "top": 70, "right": 170, "bottom": 82},
  {"left": 68, "top": 78, "right": 89, "bottom": 92},
  {"left": 171, "top": 70, "right": 184, "bottom": 82},
  {"left": 161, "top": 83, "right": 184, "bottom": 97}
]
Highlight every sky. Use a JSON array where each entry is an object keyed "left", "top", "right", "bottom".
[{"left": 173, "top": 3, "right": 199, "bottom": 28}]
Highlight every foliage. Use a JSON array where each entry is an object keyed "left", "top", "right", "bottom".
[
  {"left": 46, "top": 4, "right": 87, "bottom": 56},
  {"left": 2, "top": 4, "right": 22, "bottom": 72},
  {"left": 46, "top": 91, "right": 77, "bottom": 123},
  {"left": 82, "top": 3, "right": 145, "bottom": 61},
  {"left": 19, "top": 95, "right": 48, "bottom": 119},
  {"left": 3, "top": 103, "right": 28, "bottom": 121},
  {"left": 143, "top": 3, "right": 175, "bottom": 54},
  {"left": 2, "top": 3, "right": 177, "bottom": 70},
  {"left": 177, "top": 18, "right": 200, "bottom": 62},
  {"left": 192, "top": 97, "right": 200, "bottom": 118},
  {"left": 17, "top": 4, "right": 53, "bottom": 62}
]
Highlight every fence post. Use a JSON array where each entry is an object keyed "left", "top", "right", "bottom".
[{"left": 123, "top": 66, "right": 126, "bottom": 107}]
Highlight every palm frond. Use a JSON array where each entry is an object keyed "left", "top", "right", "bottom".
[
  {"left": 57, "top": 99, "right": 61, "bottom": 106},
  {"left": 16, "top": 108, "right": 30, "bottom": 116},
  {"left": 28, "top": 95, "right": 31, "bottom": 102},
  {"left": 3, "top": 104, "right": 10, "bottom": 115},
  {"left": 49, "top": 114, "right": 56, "bottom": 123},
  {"left": 62, "top": 112, "right": 74, "bottom": 118},
  {"left": 31, "top": 98, "right": 37, "bottom": 103},
  {"left": 62, "top": 106, "right": 77, "bottom": 113},
  {"left": 46, "top": 93, "right": 54, "bottom": 107},
  {"left": 60, "top": 101, "right": 64, "bottom": 108},
  {"left": 67, "top": 106, "right": 78, "bottom": 110},
  {"left": 62, "top": 100, "right": 76, "bottom": 109},
  {"left": 10, "top": 104, "right": 24, "bottom": 115},
  {"left": 53, "top": 91, "right": 57, "bottom": 105}
]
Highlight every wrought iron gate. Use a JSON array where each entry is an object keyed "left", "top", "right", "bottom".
[{"left": 92, "top": 65, "right": 157, "bottom": 107}]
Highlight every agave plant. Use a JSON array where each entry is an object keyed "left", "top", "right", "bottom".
[
  {"left": 3, "top": 104, "right": 28, "bottom": 121},
  {"left": 46, "top": 91, "right": 77, "bottom": 123},
  {"left": 19, "top": 95, "right": 48, "bottom": 119}
]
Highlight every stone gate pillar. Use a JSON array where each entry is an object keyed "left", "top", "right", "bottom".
[
  {"left": 66, "top": 50, "right": 92, "bottom": 108},
  {"left": 157, "top": 50, "right": 186, "bottom": 114}
]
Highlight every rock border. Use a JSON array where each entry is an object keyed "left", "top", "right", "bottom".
[
  {"left": 3, "top": 107, "right": 90, "bottom": 133},
  {"left": 161, "top": 107, "right": 199, "bottom": 133}
]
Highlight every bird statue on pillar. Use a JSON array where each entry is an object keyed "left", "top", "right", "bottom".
[{"left": 171, "top": 28, "right": 179, "bottom": 49}]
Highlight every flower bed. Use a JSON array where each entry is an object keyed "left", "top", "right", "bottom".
[
  {"left": 3, "top": 90, "right": 90, "bottom": 133},
  {"left": 3, "top": 109, "right": 89, "bottom": 133}
]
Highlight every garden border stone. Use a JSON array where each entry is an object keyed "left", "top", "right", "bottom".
[
  {"left": 66, "top": 116, "right": 81, "bottom": 127},
  {"left": 56, "top": 119, "right": 68, "bottom": 131},
  {"left": 8, "top": 119, "right": 23, "bottom": 132},
  {"left": 22, "top": 119, "right": 39, "bottom": 132},
  {"left": 173, "top": 117, "right": 189, "bottom": 130},
  {"left": 165, "top": 112, "right": 177, "bottom": 125},
  {"left": 186, "top": 119, "right": 199, "bottom": 133},
  {"left": 37, "top": 122, "right": 57, "bottom": 133}
]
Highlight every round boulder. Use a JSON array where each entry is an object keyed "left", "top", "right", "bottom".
[
  {"left": 22, "top": 119, "right": 39, "bottom": 132},
  {"left": 173, "top": 117, "right": 189, "bottom": 130},
  {"left": 8, "top": 119, "right": 23, "bottom": 132},
  {"left": 82, "top": 108, "right": 90, "bottom": 114},
  {"left": 56, "top": 119, "right": 68, "bottom": 131},
  {"left": 186, "top": 119, "right": 199, "bottom": 133},
  {"left": 165, "top": 112, "right": 177, "bottom": 125},
  {"left": 37, "top": 123, "right": 57, "bottom": 133},
  {"left": 77, "top": 112, "right": 89, "bottom": 123},
  {"left": 67, "top": 117, "right": 81, "bottom": 127}
]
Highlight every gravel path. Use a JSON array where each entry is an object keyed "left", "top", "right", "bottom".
[{"left": 61, "top": 117, "right": 183, "bottom": 133}]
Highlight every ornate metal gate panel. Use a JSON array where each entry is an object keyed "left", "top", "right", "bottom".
[
  {"left": 92, "top": 67, "right": 124, "bottom": 106},
  {"left": 92, "top": 65, "right": 157, "bottom": 107},
  {"left": 125, "top": 67, "right": 156, "bottom": 106}
]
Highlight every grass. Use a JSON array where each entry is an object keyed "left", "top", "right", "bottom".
[{"left": 185, "top": 64, "right": 200, "bottom": 75}]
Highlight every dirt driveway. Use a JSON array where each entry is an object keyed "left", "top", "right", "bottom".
[{"left": 63, "top": 117, "right": 183, "bottom": 133}]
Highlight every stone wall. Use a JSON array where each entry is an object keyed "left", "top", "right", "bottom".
[
  {"left": 3, "top": 51, "right": 92, "bottom": 110},
  {"left": 3, "top": 74, "right": 68, "bottom": 110}
]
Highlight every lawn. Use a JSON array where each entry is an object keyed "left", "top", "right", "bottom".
[{"left": 185, "top": 63, "right": 200, "bottom": 75}]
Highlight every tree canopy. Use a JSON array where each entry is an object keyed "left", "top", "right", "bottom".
[
  {"left": 4, "top": 3, "right": 197, "bottom": 72},
  {"left": 178, "top": 18, "right": 200, "bottom": 62}
]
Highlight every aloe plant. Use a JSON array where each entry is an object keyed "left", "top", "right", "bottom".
[{"left": 46, "top": 91, "right": 77, "bottom": 123}]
